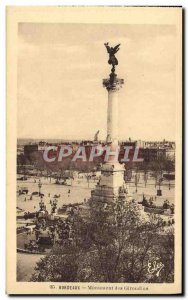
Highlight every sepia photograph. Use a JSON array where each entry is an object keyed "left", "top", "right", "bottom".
[{"left": 6, "top": 6, "right": 182, "bottom": 295}]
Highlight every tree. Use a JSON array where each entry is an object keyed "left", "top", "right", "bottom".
[
  {"left": 31, "top": 246, "right": 79, "bottom": 282},
  {"left": 164, "top": 156, "right": 175, "bottom": 190},
  {"left": 150, "top": 159, "right": 164, "bottom": 192},
  {"left": 134, "top": 171, "right": 140, "bottom": 193},
  {"left": 86, "top": 198, "right": 174, "bottom": 283},
  {"left": 142, "top": 161, "right": 149, "bottom": 187},
  {"left": 150, "top": 155, "right": 175, "bottom": 193},
  {"left": 31, "top": 198, "right": 174, "bottom": 283}
]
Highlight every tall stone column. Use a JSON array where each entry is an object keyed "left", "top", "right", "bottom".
[
  {"left": 103, "top": 75, "right": 124, "bottom": 145},
  {"left": 98, "top": 74, "right": 125, "bottom": 190}
]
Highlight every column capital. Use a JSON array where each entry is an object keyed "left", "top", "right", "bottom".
[{"left": 103, "top": 75, "right": 124, "bottom": 91}]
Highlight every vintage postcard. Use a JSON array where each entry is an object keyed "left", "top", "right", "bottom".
[{"left": 6, "top": 6, "right": 182, "bottom": 295}]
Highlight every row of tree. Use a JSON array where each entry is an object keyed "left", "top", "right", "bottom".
[{"left": 125, "top": 155, "right": 175, "bottom": 191}]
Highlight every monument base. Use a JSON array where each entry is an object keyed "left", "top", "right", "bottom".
[{"left": 89, "top": 161, "right": 132, "bottom": 215}]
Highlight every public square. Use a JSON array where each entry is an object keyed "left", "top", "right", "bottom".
[{"left": 17, "top": 173, "right": 175, "bottom": 214}]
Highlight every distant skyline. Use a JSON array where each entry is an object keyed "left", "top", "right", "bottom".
[
  {"left": 18, "top": 23, "right": 177, "bottom": 141},
  {"left": 17, "top": 138, "right": 175, "bottom": 144}
]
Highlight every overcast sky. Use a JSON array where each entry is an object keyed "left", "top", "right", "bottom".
[{"left": 18, "top": 23, "right": 176, "bottom": 141}]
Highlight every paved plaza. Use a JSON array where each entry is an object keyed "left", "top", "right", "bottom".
[{"left": 17, "top": 174, "right": 175, "bottom": 213}]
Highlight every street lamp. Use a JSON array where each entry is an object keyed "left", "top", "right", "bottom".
[
  {"left": 38, "top": 179, "right": 42, "bottom": 197},
  {"left": 135, "top": 173, "right": 139, "bottom": 193}
]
